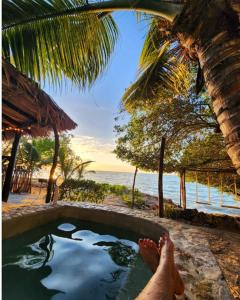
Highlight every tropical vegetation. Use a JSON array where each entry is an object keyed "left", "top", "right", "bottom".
[
  {"left": 59, "top": 179, "right": 144, "bottom": 207},
  {"left": 2, "top": 0, "right": 118, "bottom": 88},
  {"left": 2, "top": 134, "right": 93, "bottom": 181},
  {"left": 114, "top": 74, "right": 237, "bottom": 193},
  {"left": 4, "top": 0, "right": 238, "bottom": 173}
]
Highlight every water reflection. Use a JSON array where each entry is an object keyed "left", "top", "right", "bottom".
[
  {"left": 3, "top": 234, "right": 63, "bottom": 300},
  {"left": 107, "top": 242, "right": 136, "bottom": 267},
  {"left": 3, "top": 223, "right": 144, "bottom": 300},
  {"left": 39, "top": 235, "right": 54, "bottom": 267}
]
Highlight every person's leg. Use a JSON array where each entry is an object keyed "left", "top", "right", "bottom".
[
  {"left": 159, "top": 236, "right": 184, "bottom": 296},
  {"left": 137, "top": 234, "right": 184, "bottom": 300}
]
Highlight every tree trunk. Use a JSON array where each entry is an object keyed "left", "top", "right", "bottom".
[
  {"left": 131, "top": 166, "right": 138, "bottom": 208},
  {"left": 46, "top": 125, "right": 60, "bottom": 203},
  {"left": 173, "top": 0, "right": 240, "bottom": 174},
  {"left": 158, "top": 137, "right": 166, "bottom": 218},
  {"left": 2, "top": 133, "right": 21, "bottom": 202}
]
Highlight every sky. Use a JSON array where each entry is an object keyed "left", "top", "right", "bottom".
[{"left": 44, "top": 12, "right": 148, "bottom": 172}]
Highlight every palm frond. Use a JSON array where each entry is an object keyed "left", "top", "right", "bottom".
[
  {"left": 139, "top": 17, "right": 172, "bottom": 68},
  {"left": 122, "top": 17, "right": 189, "bottom": 111},
  {"left": 2, "top": 0, "right": 118, "bottom": 88}
]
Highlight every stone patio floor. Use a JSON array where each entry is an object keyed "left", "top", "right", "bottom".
[{"left": 2, "top": 201, "right": 240, "bottom": 300}]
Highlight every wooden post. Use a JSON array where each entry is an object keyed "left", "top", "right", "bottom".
[
  {"left": 220, "top": 173, "right": 223, "bottom": 206},
  {"left": 2, "top": 133, "right": 21, "bottom": 202},
  {"left": 179, "top": 171, "right": 182, "bottom": 207},
  {"left": 207, "top": 173, "right": 211, "bottom": 205},
  {"left": 182, "top": 169, "right": 186, "bottom": 209},
  {"left": 233, "top": 175, "right": 237, "bottom": 201},
  {"left": 131, "top": 166, "right": 138, "bottom": 209},
  {"left": 46, "top": 125, "right": 60, "bottom": 203},
  {"left": 158, "top": 137, "right": 166, "bottom": 218}
]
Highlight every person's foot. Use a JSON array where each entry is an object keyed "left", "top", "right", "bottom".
[
  {"left": 138, "top": 238, "right": 160, "bottom": 273},
  {"left": 138, "top": 234, "right": 184, "bottom": 296},
  {"left": 158, "top": 234, "right": 185, "bottom": 296}
]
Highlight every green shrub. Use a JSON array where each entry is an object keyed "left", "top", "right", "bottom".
[
  {"left": 59, "top": 179, "right": 107, "bottom": 203},
  {"left": 59, "top": 179, "right": 145, "bottom": 207},
  {"left": 164, "top": 205, "right": 182, "bottom": 219},
  {"left": 108, "top": 184, "right": 129, "bottom": 196},
  {"left": 122, "top": 189, "right": 144, "bottom": 208}
]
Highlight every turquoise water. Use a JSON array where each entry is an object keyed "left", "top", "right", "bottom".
[
  {"left": 3, "top": 219, "right": 152, "bottom": 300},
  {"left": 85, "top": 171, "right": 240, "bottom": 216}
]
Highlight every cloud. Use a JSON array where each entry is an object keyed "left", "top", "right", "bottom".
[{"left": 70, "top": 135, "right": 134, "bottom": 172}]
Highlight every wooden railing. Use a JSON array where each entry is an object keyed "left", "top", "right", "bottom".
[{"left": 2, "top": 166, "right": 32, "bottom": 193}]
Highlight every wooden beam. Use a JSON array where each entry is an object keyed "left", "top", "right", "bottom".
[
  {"left": 158, "top": 137, "right": 166, "bottom": 218},
  {"left": 196, "top": 201, "right": 211, "bottom": 205},
  {"left": 221, "top": 204, "right": 240, "bottom": 209},
  {"left": 3, "top": 121, "right": 10, "bottom": 127},
  {"left": 45, "top": 124, "right": 60, "bottom": 203},
  {"left": 2, "top": 98, "right": 37, "bottom": 123},
  {"left": 2, "top": 114, "right": 22, "bottom": 127},
  {"left": 185, "top": 167, "right": 236, "bottom": 173},
  {"left": 2, "top": 133, "right": 21, "bottom": 202}
]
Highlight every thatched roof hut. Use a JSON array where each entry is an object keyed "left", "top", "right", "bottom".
[
  {"left": 2, "top": 59, "right": 77, "bottom": 203},
  {"left": 2, "top": 59, "right": 77, "bottom": 139}
]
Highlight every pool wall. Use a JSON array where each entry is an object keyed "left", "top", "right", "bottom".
[{"left": 2, "top": 205, "right": 167, "bottom": 241}]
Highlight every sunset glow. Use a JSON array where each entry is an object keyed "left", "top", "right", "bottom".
[{"left": 70, "top": 135, "right": 135, "bottom": 172}]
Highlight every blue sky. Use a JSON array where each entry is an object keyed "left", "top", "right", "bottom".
[{"left": 45, "top": 12, "right": 148, "bottom": 171}]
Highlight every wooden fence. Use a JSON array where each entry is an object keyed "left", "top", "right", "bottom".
[{"left": 2, "top": 166, "right": 32, "bottom": 193}]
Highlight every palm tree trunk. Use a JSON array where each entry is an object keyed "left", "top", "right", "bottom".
[{"left": 173, "top": 0, "right": 240, "bottom": 174}]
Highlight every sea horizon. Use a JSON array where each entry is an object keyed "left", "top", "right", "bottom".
[
  {"left": 34, "top": 169, "right": 240, "bottom": 217},
  {"left": 85, "top": 171, "right": 240, "bottom": 217}
]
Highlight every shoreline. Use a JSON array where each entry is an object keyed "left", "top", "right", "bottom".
[{"left": 7, "top": 181, "right": 240, "bottom": 232}]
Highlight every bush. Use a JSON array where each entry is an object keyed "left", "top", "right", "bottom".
[
  {"left": 59, "top": 179, "right": 107, "bottom": 203},
  {"left": 59, "top": 179, "right": 144, "bottom": 207},
  {"left": 164, "top": 205, "right": 183, "bottom": 219},
  {"left": 122, "top": 189, "right": 144, "bottom": 208},
  {"left": 108, "top": 184, "right": 129, "bottom": 196}
]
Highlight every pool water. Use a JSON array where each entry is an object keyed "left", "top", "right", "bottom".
[{"left": 3, "top": 219, "right": 152, "bottom": 300}]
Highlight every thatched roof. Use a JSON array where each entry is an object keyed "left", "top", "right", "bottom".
[{"left": 2, "top": 59, "right": 77, "bottom": 139}]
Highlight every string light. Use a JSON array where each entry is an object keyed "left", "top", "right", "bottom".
[{"left": 2, "top": 127, "right": 28, "bottom": 133}]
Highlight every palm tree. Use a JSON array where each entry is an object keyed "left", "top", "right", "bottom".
[
  {"left": 2, "top": 0, "right": 118, "bottom": 88},
  {"left": 58, "top": 148, "right": 93, "bottom": 181},
  {"left": 58, "top": 136, "right": 93, "bottom": 180},
  {"left": 3, "top": 0, "right": 240, "bottom": 174},
  {"left": 122, "top": 17, "right": 191, "bottom": 111}
]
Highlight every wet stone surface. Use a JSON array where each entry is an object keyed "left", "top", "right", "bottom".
[{"left": 2, "top": 201, "right": 232, "bottom": 300}]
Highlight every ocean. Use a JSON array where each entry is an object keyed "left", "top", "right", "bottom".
[{"left": 85, "top": 171, "right": 240, "bottom": 217}]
